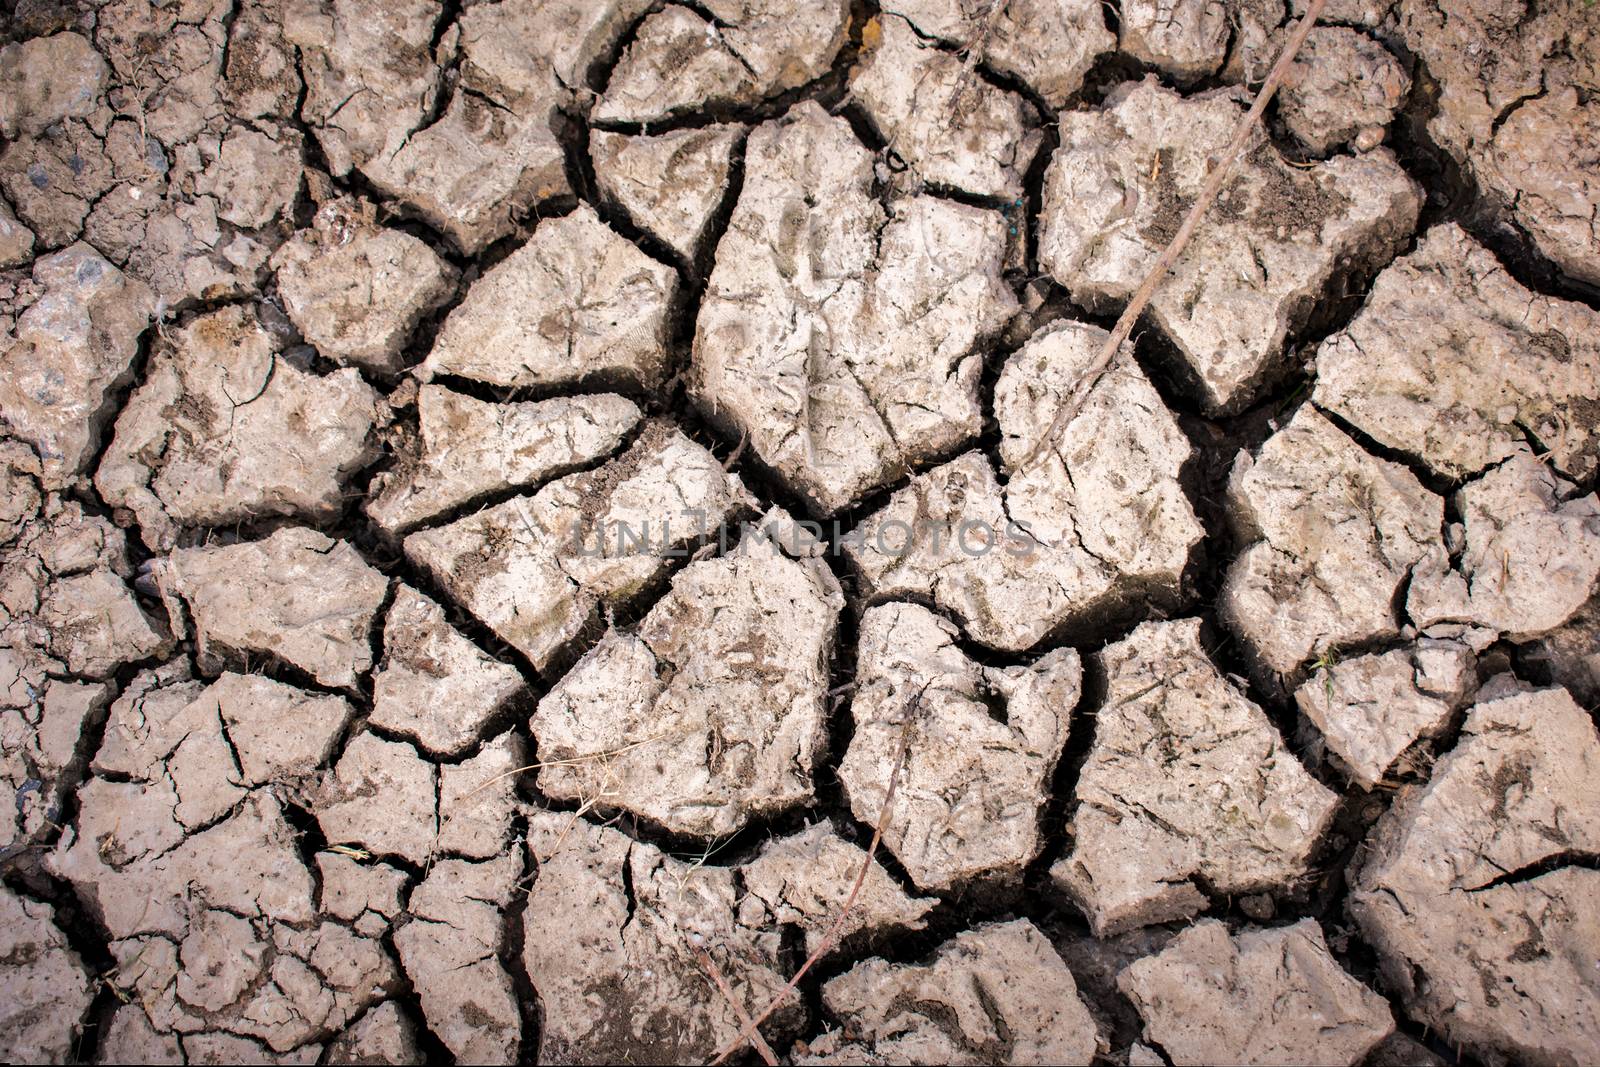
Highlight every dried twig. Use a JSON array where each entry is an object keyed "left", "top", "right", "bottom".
[
  {"left": 707, "top": 690, "right": 924, "bottom": 1065},
  {"left": 691, "top": 943, "right": 780, "bottom": 1067},
  {"left": 1015, "top": 0, "right": 1329, "bottom": 473}
]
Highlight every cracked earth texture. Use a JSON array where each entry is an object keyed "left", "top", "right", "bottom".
[{"left": 1, "top": 0, "right": 1598, "bottom": 1064}]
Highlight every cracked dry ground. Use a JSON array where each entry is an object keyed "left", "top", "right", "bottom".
[{"left": 1, "top": 0, "right": 1599, "bottom": 1064}]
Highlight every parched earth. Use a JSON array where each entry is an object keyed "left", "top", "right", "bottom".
[{"left": 1, "top": 0, "right": 1598, "bottom": 1064}]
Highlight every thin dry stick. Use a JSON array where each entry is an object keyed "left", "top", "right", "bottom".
[
  {"left": 1016, "top": 0, "right": 1329, "bottom": 473},
  {"left": 691, "top": 944, "right": 781, "bottom": 1067},
  {"left": 707, "top": 694, "right": 923, "bottom": 1066}
]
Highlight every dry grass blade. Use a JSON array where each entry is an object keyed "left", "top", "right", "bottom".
[
  {"left": 707, "top": 688, "right": 924, "bottom": 1066},
  {"left": 691, "top": 943, "right": 781, "bottom": 1067},
  {"left": 1015, "top": 0, "right": 1329, "bottom": 473}
]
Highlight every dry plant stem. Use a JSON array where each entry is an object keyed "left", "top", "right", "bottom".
[
  {"left": 1017, "top": 0, "right": 1329, "bottom": 473},
  {"left": 691, "top": 944, "right": 781, "bottom": 1067},
  {"left": 707, "top": 694, "right": 924, "bottom": 1066}
]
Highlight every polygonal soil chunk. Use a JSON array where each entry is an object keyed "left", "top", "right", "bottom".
[
  {"left": 838, "top": 602, "right": 1079, "bottom": 891},
  {"left": 881, "top": 0, "right": 1114, "bottom": 108},
  {"left": 271, "top": 198, "right": 457, "bottom": 375},
  {"left": 419, "top": 204, "right": 677, "bottom": 391},
  {"left": 437, "top": 731, "right": 526, "bottom": 860},
  {"left": 1279, "top": 28, "right": 1409, "bottom": 155},
  {"left": 1220, "top": 405, "right": 1444, "bottom": 680},
  {"left": 801, "top": 919, "right": 1099, "bottom": 1065},
  {"left": 287, "top": 0, "right": 444, "bottom": 180},
  {"left": 1315, "top": 224, "right": 1600, "bottom": 482},
  {"left": 315, "top": 733, "right": 438, "bottom": 866},
  {"left": 1481, "top": 88, "right": 1600, "bottom": 291},
  {"left": 692, "top": 101, "right": 1015, "bottom": 515},
  {"left": 740, "top": 821, "right": 936, "bottom": 956},
  {"left": 371, "top": 586, "right": 526, "bottom": 757},
  {"left": 532, "top": 516, "right": 841, "bottom": 836},
  {"left": 1348, "top": 686, "right": 1600, "bottom": 1064},
  {"left": 1295, "top": 640, "right": 1477, "bottom": 789},
  {"left": 591, "top": 125, "right": 743, "bottom": 263},
  {"left": 844, "top": 320, "right": 1201, "bottom": 652},
  {"left": 523, "top": 811, "right": 802, "bottom": 1063},
  {"left": 96, "top": 304, "right": 380, "bottom": 551},
  {"left": 38, "top": 568, "right": 171, "bottom": 678},
  {"left": 366, "top": 386, "right": 642, "bottom": 535},
  {"left": 1408, "top": 448, "right": 1600, "bottom": 641},
  {"left": 851, "top": 14, "right": 1041, "bottom": 200},
  {"left": 157, "top": 526, "right": 389, "bottom": 688},
  {"left": 0, "top": 887, "right": 94, "bottom": 1063},
  {"left": 596, "top": 0, "right": 850, "bottom": 123},
  {"left": 1052, "top": 619, "right": 1339, "bottom": 935},
  {"left": 1119, "top": 918, "right": 1394, "bottom": 1066},
  {"left": 327, "top": 1002, "right": 421, "bottom": 1066},
  {"left": 206, "top": 673, "right": 354, "bottom": 787},
  {"left": 1118, "top": 0, "right": 1231, "bottom": 82},
  {"left": 0, "top": 243, "right": 154, "bottom": 488},
  {"left": 404, "top": 422, "right": 751, "bottom": 673},
  {"left": 0, "top": 201, "right": 34, "bottom": 268},
  {"left": 0, "top": 32, "right": 108, "bottom": 139},
  {"left": 1400, "top": 0, "right": 1600, "bottom": 289},
  {"left": 1040, "top": 78, "right": 1420, "bottom": 413},
  {"left": 395, "top": 854, "right": 523, "bottom": 1064}
]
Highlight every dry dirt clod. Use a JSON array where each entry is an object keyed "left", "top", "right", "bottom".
[
  {"left": 1348, "top": 686, "right": 1600, "bottom": 1065},
  {"left": 206, "top": 672, "right": 354, "bottom": 787},
  {"left": 591, "top": 125, "right": 744, "bottom": 264},
  {"left": 419, "top": 203, "right": 677, "bottom": 391},
  {"left": 845, "top": 319, "right": 1200, "bottom": 652},
  {"left": 317, "top": 851, "right": 409, "bottom": 935},
  {"left": 395, "top": 853, "right": 524, "bottom": 1065},
  {"left": 532, "top": 512, "right": 841, "bottom": 836},
  {"left": 326, "top": 1002, "right": 422, "bottom": 1066},
  {"left": 1117, "top": 0, "right": 1232, "bottom": 83},
  {"left": 1519, "top": 593, "right": 1600, "bottom": 710},
  {"left": 522, "top": 811, "right": 803, "bottom": 1064},
  {"left": 0, "top": 887, "right": 94, "bottom": 1064},
  {"left": 0, "top": 32, "right": 109, "bottom": 139},
  {"left": 1220, "top": 404, "right": 1444, "bottom": 682},
  {"left": 740, "top": 820, "right": 937, "bottom": 957},
  {"left": 1279, "top": 28, "right": 1408, "bottom": 156},
  {"left": 800, "top": 919, "right": 1099, "bottom": 1065},
  {"left": 1039, "top": 78, "right": 1420, "bottom": 414},
  {"left": 1295, "top": 639, "right": 1477, "bottom": 790},
  {"left": 436, "top": 730, "right": 526, "bottom": 860},
  {"left": 366, "top": 386, "right": 643, "bottom": 536},
  {"left": 850, "top": 13, "right": 1042, "bottom": 201},
  {"left": 1407, "top": 447, "right": 1600, "bottom": 642},
  {"left": 315, "top": 732, "right": 438, "bottom": 867},
  {"left": 595, "top": 0, "right": 850, "bottom": 123},
  {"left": 0, "top": 201, "right": 36, "bottom": 268},
  {"left": 271, "top": 199, "right": 458, "bottom": 376},
  {"left": 1400, "top": 0, "right": 1600, "bottom": 289},
  {"left": 881, "top": 0, "right": 1115, "bottom": 109},
  {"left": 371, "top": 586, "right": 526, "bottom": 757},
  {"left": 1053, "top": 618, "right": 1339, "bottom": 936},
  {"left": 1316, "top": 224, "right": 1600, "bottom": 483},
  {"left": 0, "top": 243, "right": 155, "bottom": 489},
  {"left": 96, "top": 303, "right": 381, "bottom": 552},
  {"left": 156, "top": 526, "right": 390, "bottom": 689},
  {"left": 838, "top": 602, "right": 1079, "bottom": 891},
  {"left": 405, "top": 422, "right": 752, "bottom": 674},
  {"left": 1118, "top": 918, "right": 1395, "bottom": 1066},
  {"left": 0, "top": 656, "right": 113, "bottom": 853},
  {"left": 691, "top": 101, "right": 1015, "bottom": 516}
]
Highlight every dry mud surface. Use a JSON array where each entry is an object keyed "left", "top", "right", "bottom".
[{"left": 1, "top": 1, "right": 1599, "bottom": 1064}]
